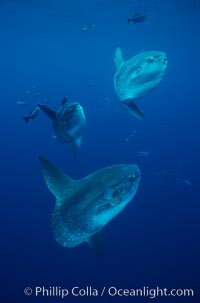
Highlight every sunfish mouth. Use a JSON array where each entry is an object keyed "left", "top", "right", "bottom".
[
  {"left": 163, "top": 57, "right": 167, "bottom": 63},
  {"left": 68, "top": 104, "right": 80, "bottom": 112}
]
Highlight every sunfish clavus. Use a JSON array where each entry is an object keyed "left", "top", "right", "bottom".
[{"left": 39, "top": 157, "right": 141, "bottom": 255}]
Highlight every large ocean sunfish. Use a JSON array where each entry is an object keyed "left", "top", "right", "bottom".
[
  {"left": 39, "top": 157, "right": 141, "bottom": 255},
  {"left": 114, "top": 47, "right": 168, "bottom": 120},
  {"left": 38, "top": 98, "right": 86, "bottom": 157}
]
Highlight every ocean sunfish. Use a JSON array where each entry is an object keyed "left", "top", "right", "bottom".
[
  {"left": 37, "top": 98, "right": 86, "bottom": 157},
  {"left": 114, "top": 47, "right": 168, "bottom": 120},
  {"left": 39, "top": 157, "right": 141, "bottom": 255}
]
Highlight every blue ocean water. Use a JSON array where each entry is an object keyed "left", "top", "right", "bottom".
[{"left": 1, "top": 0, "right": 200, "bottom": 302}]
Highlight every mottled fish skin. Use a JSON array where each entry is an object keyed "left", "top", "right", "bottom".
[{"left": 39, "top": 157, "right": 141, "bottom": 254}]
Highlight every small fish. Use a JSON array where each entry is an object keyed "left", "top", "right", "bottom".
[
  {"left": 153, "top": 171, "right": 161, "bottom": 177},
  {"left": 17, "top": 101, "right": 28, "bottom": 106},
  {"left": 23, "top": 106, "right": 40, "bottom": 123},
  {"left": 128, "top": 13, "right": 147, "bottom": 24},
  {"left": 125, "top": 130, "right": 136, "bottom": 142},
  {"left": 33, "top": 84, "right": 41, "bottom": 97},
  {"left": 176, "top": 178, "right": 192, "bottom": 186},
  {"left": 80, "top": 26, "right": 89, "bottom": 32},
  {"left": 80, "top": 24, "right": 95, "bottom": 32},
  {"left": 184, "top": 180, "right": 192, "bottom": 186},
  {"left": 138, "top": 151, "right": 149, "bottom": 157},
  {"left": 86, "top": 82, "right": 93, "bottom": 88}
]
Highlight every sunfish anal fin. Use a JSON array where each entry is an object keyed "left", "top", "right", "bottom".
[
  {"left": 38, "top": 156, "right": 75, "bottom": 201},
  {"left": 123, "top": 99, "right": 144, "bottom": 120},
  {"left": 114, "top": 47, "right": 124, "bottom": 70},
  {"left": 71, "top": 140, "right": 78, "bottom": 160},
  {"left": 37, "top": 104, "right": 56, "bottom": 120},
  {"left": 88, "top": 232, "right": 104, "bottom": 256}
]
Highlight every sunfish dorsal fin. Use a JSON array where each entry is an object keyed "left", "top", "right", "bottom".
[
  {"left": 114, "top": 47, "right": 124, "bottom": 70},
  {"left": 61, "top": 97, "right": 68, "bottom": 105},
  {"left": 38, "top": 156, "right": 75, "bottom": 201},
  {"left": 37, "top": 104, "right": 56, "bottom": 120}
]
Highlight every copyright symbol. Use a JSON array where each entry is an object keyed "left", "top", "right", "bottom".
[{"left": 24, "top": 287, "right": 33, "bottom": 296}]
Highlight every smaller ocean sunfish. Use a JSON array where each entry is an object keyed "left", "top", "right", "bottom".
[
  {"left": 37, "top": 98, "right": 86, "bottom": 157},
  {"left": 114, "top": 47, "right": 168, "bottom": 120}
]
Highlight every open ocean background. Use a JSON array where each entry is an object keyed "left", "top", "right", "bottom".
[{"left": 1, "top": 0, "right": 200, "bottom": 302}]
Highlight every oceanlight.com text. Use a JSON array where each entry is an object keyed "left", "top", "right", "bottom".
[{"left": 24, "top": 285, "right": 195, "bottom": 299}]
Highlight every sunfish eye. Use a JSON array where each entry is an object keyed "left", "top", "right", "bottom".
[
  {"left": 69, "top": 106, "right": 76, "bottom": 112},
  {"left": 112, "top": 190, "right": 119, "bottom": 198},
  {"left": 147, "top": 57, "right": 154, "bottom": 63},
  {"left": 128, "top": 174, "right": 136, "bottom": 182}
]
